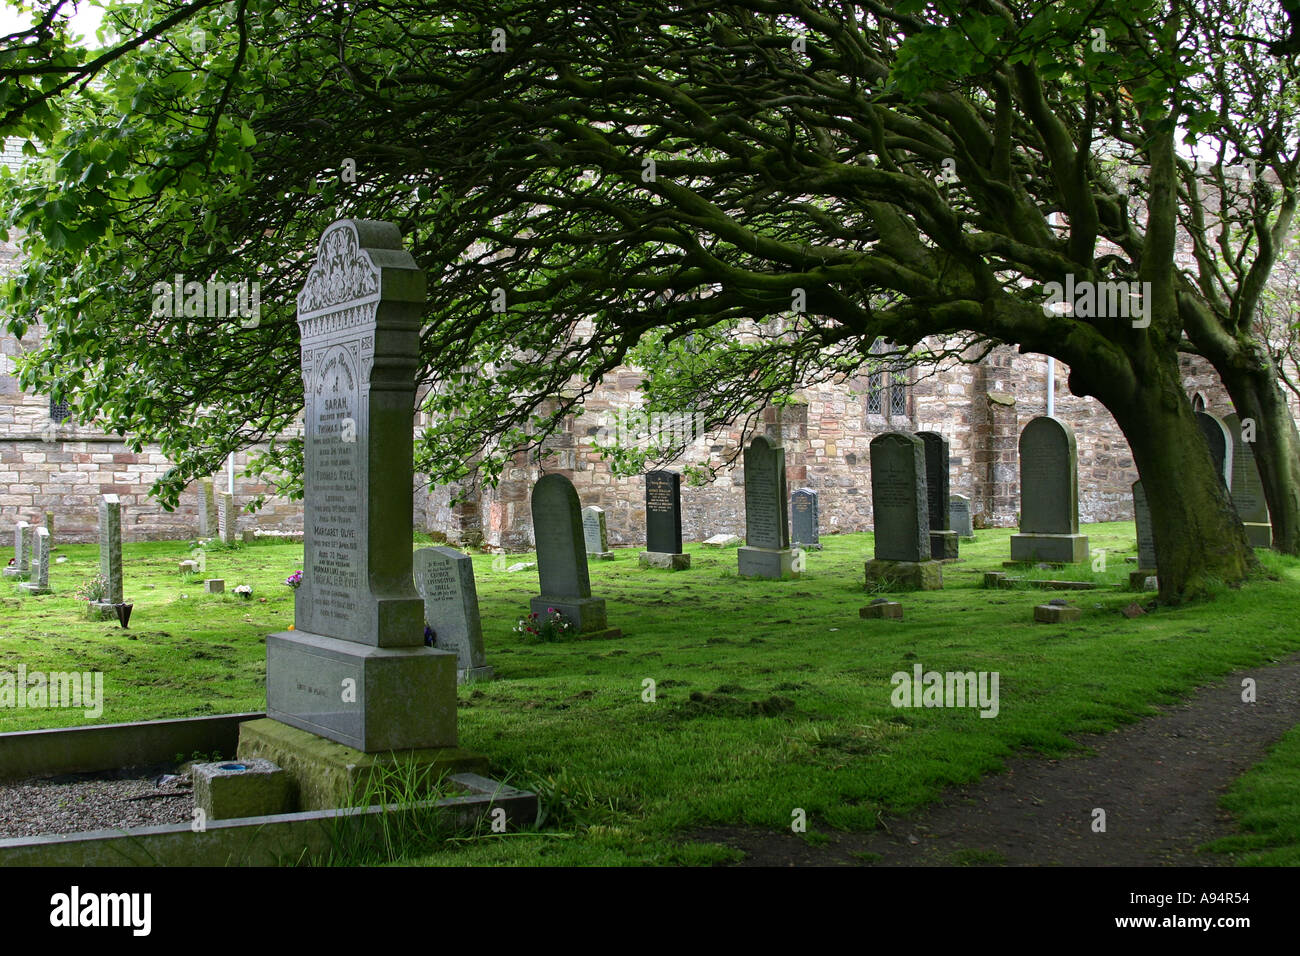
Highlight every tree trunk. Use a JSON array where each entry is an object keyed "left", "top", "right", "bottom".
[
  {"left": 1215, "top": 360, "right": 1300, "bottom": 557},
  {"left": 1085, "top": 352, "right": 1255, "bottom": 601}
]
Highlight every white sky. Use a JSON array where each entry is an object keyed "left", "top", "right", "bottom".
[{"left": 0, "top": 0, "right": 107, "bottom": 46}]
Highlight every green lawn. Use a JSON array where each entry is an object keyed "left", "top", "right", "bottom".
[{"left": 2, "top": 523, "right": 1298, "bottom": 866}]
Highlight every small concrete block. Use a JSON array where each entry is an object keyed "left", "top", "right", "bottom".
[
  {"left": 1010, "top": 533, "right": 1090, "bottom": 564},
  {"left": 204, "top": 579, "right": 225, "bottom": 594},
  {"left": 638, "top": 551, "right": 691, "bottom": 570},
  {"left": 179, "top": 560, "right": 198, "bottom": 573},
  {"left": 860, "top": 600, "right": 903, "bottom": 620},
  {"left": 738, "top": 546, "right": 798, "bottom": 579},
  {"left": 1143, "top": 575, "right": 1159, "bottom": 592},
  {"left": 929, "top": 530, "right": 959, "bottom": 561},
  {"left": 983, "top": 572, "right": 1008, "bottom": 589},
  {"left": 192, "top": 758, "right": 294, "bottom": 820},
  {"left": 1034, "top": 603, "right": 1082, "bottom": 623},
  {"left": 588, "top": 551, "right": 616, "bottom": 561},
  {"left": 702, "top": 534, "right": 742, "bottom": 548}
]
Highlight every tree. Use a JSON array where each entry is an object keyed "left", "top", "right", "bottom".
[{"left": 4, "top": 0, "right": 1295, "bottom": 598}]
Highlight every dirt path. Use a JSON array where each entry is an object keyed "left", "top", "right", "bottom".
[{"left": 694, "top": 654, "right": 1300, "bottom": 866}]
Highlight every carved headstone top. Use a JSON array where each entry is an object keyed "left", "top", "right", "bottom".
[
  {"left": 294, "top": 220, "right": 427, "bottom": 648},
  {"left": 1018, "top": 416, "right": 1080, "bottom": 535},
  {"left": 869, "top": 432, "right": 929, "bottom": 562},
  {"left": 743, "top": 436, "right": 789, "bottom": 551}
]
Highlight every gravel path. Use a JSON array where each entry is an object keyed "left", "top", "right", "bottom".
[{"left": 0, "top": 767, "right": 193, "bottom": 839}]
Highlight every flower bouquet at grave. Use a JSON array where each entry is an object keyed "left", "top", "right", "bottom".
[
  {"left": 513, "top": 608, "right": 575, "bottom": 642},
  {"left": 284, "top": 570, "right": 303, "bottom": 589},
  {"left": 75, "top": 573, "right": 108, "bottom": 603}
]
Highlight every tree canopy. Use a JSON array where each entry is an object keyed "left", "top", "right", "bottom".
[{"left": 4, "top": 0, "right": 1300, "bottom": 597}]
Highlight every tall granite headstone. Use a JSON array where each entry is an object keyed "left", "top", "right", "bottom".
[
  {"left": 87, "top": 495, "right": 125, "bottom": 618},
  {"left": 640, "top": 470, "right": 689, "bottom": 569},
  {"left": 737, "top": 436, "right": 797, "bottom": 579},
  {"left": 1132, "top": 480, "right": 1157, "bottom": 571},
  {"left": 865, "top": 432, "right": 941, "bottom": 589},
  {"left": 582, "top": 506, "right": 614, "bottom": 560},
  {"left": 530, "top": 473, "right": 618, "bottom": 635},
  {"left": 1010, "top": 416, "right": 1089, "bottom": 563},
  {"left": 791, "top": 488, "right": 821, "bottom": 551},
  {"left": 261, "top": 219, "right": 457, "bottom": 753},
  {"left": 19, "top": 526, "right": 51, "bottom": 595},
  {"left": 1194, "top": 411, "right": 1233, "bottom": 487},
  {"left": 217, "top": 491, "right": 237, "bottom": 546},
  {"left": 917, "top": 431, "right": 957, "bottom": 560},
  {"left": 414, "top": 546, "right": 493, "bottom": 683},
  {"left": 1223, "top": 412, "right": 1272, "bottom": 548},
  {"left": 198, "top": 478, "right": 218, "bottom": 537},
  {"left": 3, "top": 520, "right": 29, "bottom": 578},
  {"left": 949, "top": 494, "right": 975, "bottom": 539}
]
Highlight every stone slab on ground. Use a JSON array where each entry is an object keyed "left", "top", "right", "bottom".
[
  {"left": 639, "top": 551, "right": 691, "bottom": 571},
  {"left": 864, "top": 559, "right": 942, "bottom": 591}
]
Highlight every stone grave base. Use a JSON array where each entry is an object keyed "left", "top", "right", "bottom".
[
  {"left": 18, "top": 582, "right": 50, "bottom": 595},
  {"left": 1129, "top": 571, "right": 1158, "bottom": 591},
  {"left": 864, "top": 559, "right": 943, "bottom": 591},
  {"left": 1244, "top": 523, "right": 1273, "bottom": 548},
  {"left": 530, "top": 595, "right": 609, "bottom": 634},
  {"left": 860, "top": 601, "right": 903, "bottom": 620},
  {"left": 86, "top": 600, "right": 127, "bottom": 620},
  {"left": 929, "top": 531, "right": 959, "bottom": 561},
  {"left": 458, "top": 665, "right": 496, "bottom": 684},
  {"left": 587, "top": 551, "right": 616, "bottom": 561},
  {"left": 1034, "top": 604, "right": 1082, "bottom": 623},
  {"left": 737, "top": 546, "right": 798, "bottom": 579},
  {"left": 266, "top": 630, "right": 458, "bottom": 753},
  {"left": 1010, "top": 533, "right": 1089, "bottom": 564},
  {"left": 193, "top": 757, "right": 294, "bottom": 820},
  {"left": 2, "top": 568, "right": 27, "bottom": 579},
  {"left": 702, "top": 535, "right": 742, "bottom": 548},
  {"left": 238, "top": 717, "right": 489, "bottom": 813},
  {"left": 639, "top": 551, "right": 691, "bottom": 570},
  {"left": 793, "top": 542, "right": 822, "bottom": 551}
]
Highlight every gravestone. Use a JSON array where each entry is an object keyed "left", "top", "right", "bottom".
[
  {"left": 530, "top": 473, "right": 619, "bottom": 636},
  {"left": 640, "top": 470, "right": 689, "bottom": 570},
  {"left": 198, "top": 478, "right": 218, "bottom": 537},
  {"left": 917, "top": 431, "right": 958, "bottom": 560},
  {"left": 44, "top": 511, "right": 53, "bottom": 538},
  {"left": 217, "top": 491, "right": 237, "bottom": 546},
  {"left": 581, "top": 506, "right": 614, "bottom": 561},
  {"left": 949, "top": 494, "right": 975, "bottom": 539},
  {"left": 87, "top": 495, "right": 126, "bottom": 619},
  {"left": 1010, "top": 416, "right": 1089, "bottom": 563},
  {"left": 3, "top": 521, "right": 30, "bottom": 578},
  {"left": 1194, "top": 411, "right": 1233, "bottom": 487},
  {"left": 790, "top": 488, "right": 821, "bottom": 551},
  {"left": 737, "top": 436, "right": 797, "bottom": 579},
  {"left": 1132, "top": 480, "right": 1157, "bottom": 571},
  {"left": 1223, "top": 412, "right": 1272, "bottom": 548},
  {"left": 414, "top": 546, "right": 493, "bottom": 682},
  {"left": 865, "top": 433, "right": 941, "bottom": 590},
  {"left": 18, "top": 526, "right": 51, "bottom": 595},
  {"left": 258, "top": 219, "right": 459, "bottom": 755}
]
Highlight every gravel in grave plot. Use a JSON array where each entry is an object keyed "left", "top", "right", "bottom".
[{"left": 0, "top": 766, "right": 194, "bottom": 839}]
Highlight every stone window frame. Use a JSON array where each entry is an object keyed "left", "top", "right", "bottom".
[{"left": 865, "top": 340, "right": 912, "bottom": 424}]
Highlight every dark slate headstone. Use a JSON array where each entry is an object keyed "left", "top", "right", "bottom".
[
  {"left": 915, "top": 432, "right": 951, "bottom": 531},
  {"left": 869, "top": 432, "right": 929, "bottom": 562},
  {"left": 743, "top": 437, "right": 788, "bottom": 550},
  {"left": 266, "top": 219, "right": 456, "bottom": 754},
  {"left": 949, "top": 494, "right": 974, "bottom": 538},
  {"left": 531, "top": 473, "right": 611, "bottom": 632},
  {"left": 414, "top": 546, "right": 492, "bottom": 682},
  {"left": 1223, "top": 412, "right": 1271, "bottom": 546},
  {"left": 1195, "top": 411, "right": 1232, "bottom": 487},
  {"left": 645, "top": 470, "right": 684, "bottom": 554},
  {"left": 1132, "top": 480, "right": 1157, "bottom": 570},
  {"left": 790, "top": 488, "right": 820, "bottom": 550},
  {"left": 1018, "top": 417, "right": 1078, "bottom": 534},
  {"left": 737, "top": 436, "right": 796, "bottom": 578}
]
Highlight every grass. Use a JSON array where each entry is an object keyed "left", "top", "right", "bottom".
[
  {"left": 1, "top": 522, "right": 1298, "bottom": 866},
  {"left": 1201, "top": 724, "right": 1300, "bottom": 866}
]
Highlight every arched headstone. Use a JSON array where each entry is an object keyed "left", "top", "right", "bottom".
[
  {"left": 531, "top": 473, "right": 619, "bottom": 635},
  {"left": 865, "top": 432, "right": 942, "bottom": 589},
  {"left": 1010, "top": 416, "right": 1089, "bottom": 563},
  {"left": 738, "top": 436, "right": 798, "bottom": 579},
  {"left": 1223, "top": 412, "right": 1272, "bottom": 548}
]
